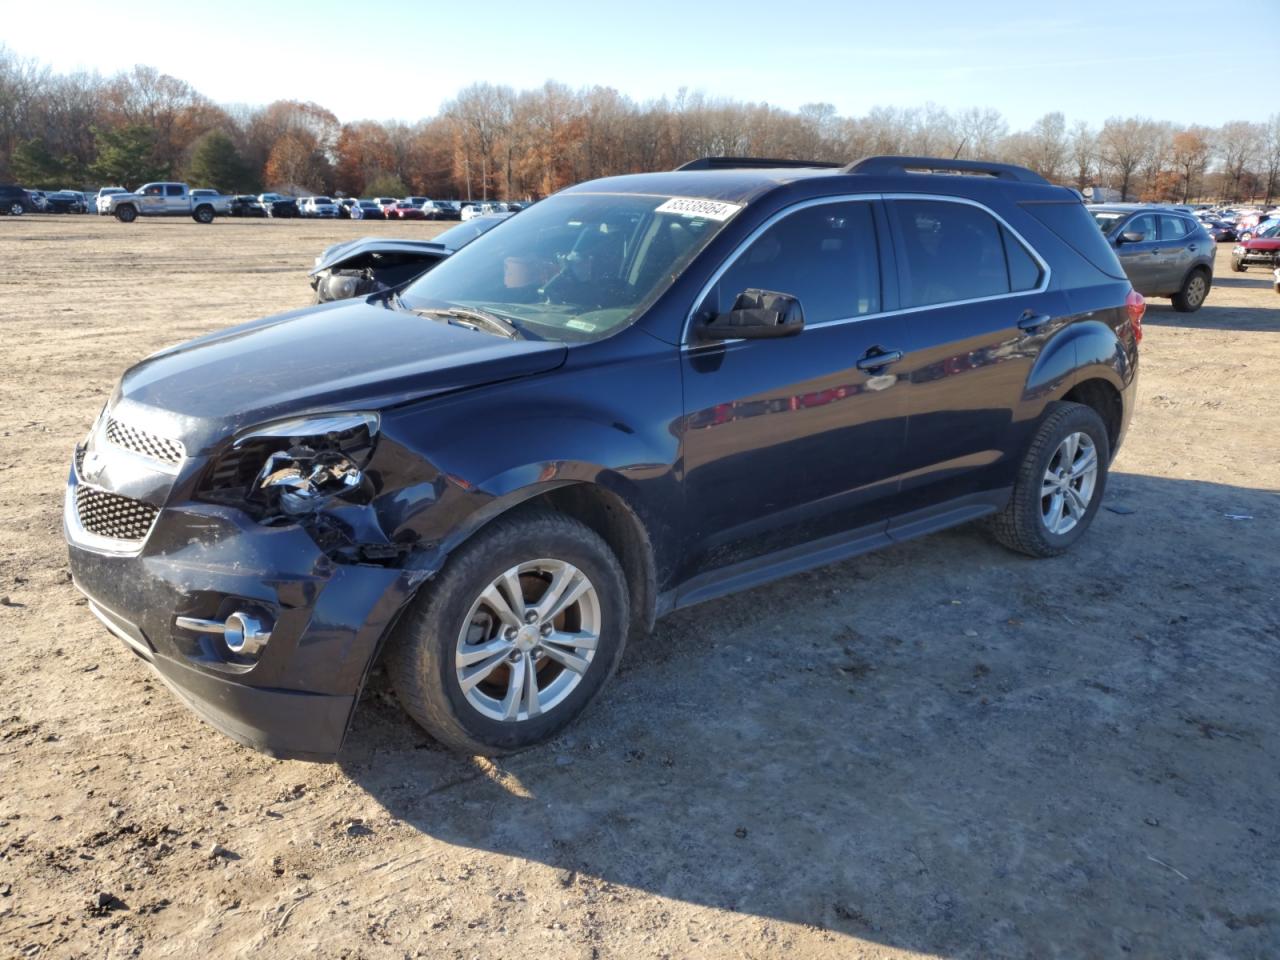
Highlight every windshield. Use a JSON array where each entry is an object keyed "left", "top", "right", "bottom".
[
  {"left": 401, "top": 192, "right": 736, "bottom": 341},
  {"left": 1091, "top": 211, "right": 1126, "bottom": 233},
  {"left": 1257, "top": 220, "right": 1280, "bottom": 239}
]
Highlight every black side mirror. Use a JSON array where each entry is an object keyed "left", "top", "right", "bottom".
[
  {"left": 1118, "top": 231, "right": 1146, "bottom": 244},
  {"left": 697, "top": 289, "right": 805, "bottom": 341}
]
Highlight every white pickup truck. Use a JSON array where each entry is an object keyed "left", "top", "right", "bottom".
[{"left": 100, "top": 182, "right": 231, "bottom": 223}]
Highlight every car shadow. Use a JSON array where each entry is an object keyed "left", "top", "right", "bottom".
[
  {"left": 1143, "top": 300, "right": 1280, "bottom": 333},
  {"left": 339, "top": 474, "right": 1280, "bottom": 957}
]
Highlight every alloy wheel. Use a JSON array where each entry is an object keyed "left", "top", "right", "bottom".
[
  {"left": 455, "top": 559, "right": 600, "bottom": 722},
  {"left": 1185, "top": 274, "right": 1207, "bottom": 307},
  {"left": 1041, "top": 431, "right": 1098, "bottom": 535}
]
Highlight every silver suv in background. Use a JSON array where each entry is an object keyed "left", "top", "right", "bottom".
[{"left": 1088, "top": 204, "right": 1215, "bottom": 312}]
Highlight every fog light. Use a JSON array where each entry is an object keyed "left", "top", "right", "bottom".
[
  {"left": 224, "top": 611, "right": 271, "bottom": 655},
  {"left": 175, "top": 610, "right": 273, "bottom": 656}
]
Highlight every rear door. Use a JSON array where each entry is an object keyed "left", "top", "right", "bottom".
[
  {"left": 679, "top": 197, "right": 913, "bottom": 585},
  {"left": 164, "top": 184, "right": 186, "bottom": 214},
  {"left": 1155, "top": 214, "right": 1195, "bottom": 292},
  {"left": 883, "top": 196, "right": 1067, "bottom": 519}
]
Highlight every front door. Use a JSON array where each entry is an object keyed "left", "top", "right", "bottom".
[
  {"left": 679, "top": 198, "right": 912, "bottom": 584},
  {"left": 1112, "top": 212, "right": 1162, "bottom": 294}
]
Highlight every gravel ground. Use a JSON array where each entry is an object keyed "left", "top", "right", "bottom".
[{"left": 0, "top": 215, "right": 1277, "bottom": 960}]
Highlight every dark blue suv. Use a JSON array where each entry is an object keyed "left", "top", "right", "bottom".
[{"left": 65, "top": 156, "right": 1141, "bottom": 758}]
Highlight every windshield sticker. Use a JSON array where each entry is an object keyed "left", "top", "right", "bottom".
[
  {"left": 565, "top": 318, "right": 598, "bottom": 332},
  {"left": 655, "top": 198, "right": 743, "bottom": 222}
]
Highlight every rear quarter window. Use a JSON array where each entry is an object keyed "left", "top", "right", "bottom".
[{"left": 1022, "top": 201, "right": 1127, "bottom": 280}]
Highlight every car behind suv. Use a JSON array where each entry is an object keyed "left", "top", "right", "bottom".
[
  {"left": 65, "top": 156, "right": 1141, "bottom": 759},
  {"left": 0, "top": 183, "right": 29, "bottom": 215},
  {"left": 1088, "top": 203, "right": 1214, "bottom": 311}
]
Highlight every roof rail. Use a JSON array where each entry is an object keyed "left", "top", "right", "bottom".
[
  {"left": 844, "top": 156, "right": 1049, "bottom": 185},
  {"left": 676, "top": 157, "right": 843, "bottom": 172}
]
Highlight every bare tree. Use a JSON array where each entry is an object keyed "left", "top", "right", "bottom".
[
  {"left": 1068, "top": 120, "right": 1096, "bottom": 192},
  {"left": 1261, "top": 113, "right": 1280, "bottom": 205},
  {"left": 1098, "top": 116, "right": 1150, "bottom": 200},
  {"left": 1215, "top": 121, "right": 1262, "bottom": 201}
]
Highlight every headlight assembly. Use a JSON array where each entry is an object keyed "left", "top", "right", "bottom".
[{"left": 201, "top": 412, "right": 379, "bottom": 516}]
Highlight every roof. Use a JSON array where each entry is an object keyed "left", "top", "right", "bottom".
[
  {"left": 1087, "top": 203, "right": 1194, "bottom": 214},
  {"left": 564, "top": 155, "right": 1074, "bottom": 206}
]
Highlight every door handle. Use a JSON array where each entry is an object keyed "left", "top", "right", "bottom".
[
  {"left": 1018, "top": 312, "right": 1051, "bottom": 332},
  {"left": 857, "top": 348, "right": 903, "bottom": 371}
]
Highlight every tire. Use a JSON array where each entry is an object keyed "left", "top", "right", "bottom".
[
  {"left": 6, "top": 201, "right": 23, "bottom": 216},
  {"left": 1171, "top": 267, "right": 1210, "bottom": 312},
  {"left": 1231, "top": 259, "right": 1246, "bottom": 272},
  {"left": 387, "top": 509, "right": 630, "bottom": 755},
  {"left": 192, "top": 205, "right": 214, "bottom": 224},
  {"left": 988, "top": 402, "right": 1110, "bottom": 558},
  {"left": 115, "top": 205, "right": 137, "bottom": 223}
]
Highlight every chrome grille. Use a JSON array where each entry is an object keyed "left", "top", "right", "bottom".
[
  {"left": 105, "top": 418, "right": 185, "bottom": 465},
  {"left": 74, "top": 485, "right": 159, "bottom": 542}
]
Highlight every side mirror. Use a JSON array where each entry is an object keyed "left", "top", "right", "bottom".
[
  {"left": 697, "top": 289, "right": 805, "bottom": 341},
  {"left": 1118, "top": 231, "right": 1146, "bottom": 244}
]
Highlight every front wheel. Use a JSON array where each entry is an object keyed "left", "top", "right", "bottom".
[
  {"left": 387, "top": 510, "right": 630, "bottom": 755},
  {"left": 989, "top": 402, "right": 1110, "bottom": 558},
  {"left": 115, "top": 205, "right": 137, "bottom": 223},
  {"left": 1231, "top": 259, "right": 1246, "bottom": 272},
  {"left": 1172, "top": 267, "right": 1210, "bottom": 312}
]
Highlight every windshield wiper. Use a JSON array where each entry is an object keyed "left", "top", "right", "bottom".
[{"left": 412, "top": 306, "right": 522, "bottom": 340}]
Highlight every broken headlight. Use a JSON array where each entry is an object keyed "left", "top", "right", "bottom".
[{"left": 201, "top": 412, "right": 379, "bottom": 517}]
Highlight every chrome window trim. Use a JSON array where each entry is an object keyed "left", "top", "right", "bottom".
[{"left": 681, "top": 192, "right": 1053, "bottom": 348}]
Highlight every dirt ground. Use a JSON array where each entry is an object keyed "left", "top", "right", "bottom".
[{"left": 0, "top": 214, "right": 1276, "bottom": 960}]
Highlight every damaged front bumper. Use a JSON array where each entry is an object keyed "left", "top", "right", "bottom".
[{"left": 65, "top": 451, "right": 425, "bottom": 760}]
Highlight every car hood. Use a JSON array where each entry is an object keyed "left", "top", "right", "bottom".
[
  {"left": 310, "top": 238, "right": 449, "bottom": 276},
  {"left": 1242, "top": 238, "right": 1280, "bottom": 249},
  {"left": 112, "top": 298, "right": 567, "bottom": 454}
]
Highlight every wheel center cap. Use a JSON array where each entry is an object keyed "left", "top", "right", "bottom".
[{"left": 515, "top": 627, "right": 539, "bottom": 651}]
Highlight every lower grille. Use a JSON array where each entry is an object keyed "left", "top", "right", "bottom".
[{"left": 74, "top": 485, "right": 159, "bottom": 542}]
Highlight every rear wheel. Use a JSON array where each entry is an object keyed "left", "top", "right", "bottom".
[
  {"left": 6, "top": 201, "right": 23, "bottom": 216},
  {"left": 1172, "top": 267, "right": 1210, "bottom": 312},
  {"left": 387, "top": 510, "right": 629, "bottom": 755},
  {"left": 192, "top": 205, "right": 214, "bottom": 224},
  {"left": 989, "top": 402, "right": 1110, "bottom": 558}
]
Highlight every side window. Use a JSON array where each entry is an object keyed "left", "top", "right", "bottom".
[
  {"left": 165, "top": 185, "right": 184, "bottom": 197},
  {"left": 1127, "top": 213, "right": 1157, "bottom": 242},
  {"left": 706, "top": 201, "right": 880, "bottom": 325},
  {"left": 143, "top": 185, "right": 162, "bottom": 196},
  {"left": 1160, "top": 215, "right": 1189, "bottom": 240},
  {"left": 1001, "top": 226, "right": 1043, "bottom": 291},
  {"left": 889, "top": 199, "right": 1025, "bottom": 307}
]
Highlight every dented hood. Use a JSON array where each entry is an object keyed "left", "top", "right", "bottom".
[
  {"left": 309, "top": 237, "right": 449, "bottom": 276},
  {"left": 115, "top": 299, "right": 566, "bottom": 453}
]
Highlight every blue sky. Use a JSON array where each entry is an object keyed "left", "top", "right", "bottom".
[{"left": 5, "top": 0, "right": 1274, "bottom": 128}]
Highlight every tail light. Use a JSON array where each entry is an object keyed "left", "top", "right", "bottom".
[{"left": 1125, "top": 289, "right": 1145, "bottom": 343}]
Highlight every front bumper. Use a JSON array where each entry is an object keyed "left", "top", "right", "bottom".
[{"left": 65, "top": 444, "right": 422, "bottom": 760}]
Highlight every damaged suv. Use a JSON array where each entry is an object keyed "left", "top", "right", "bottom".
[{"left": 65, "top": 156, "right": 1140, "bottom": 759}]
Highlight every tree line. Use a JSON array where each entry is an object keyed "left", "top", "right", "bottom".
[{"left": 2, "top": 45, "right": 1279, "bottom": 204}]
